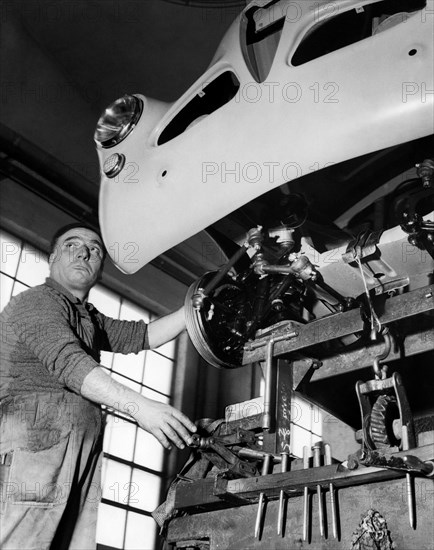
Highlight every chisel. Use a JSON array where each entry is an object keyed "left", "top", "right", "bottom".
[
  {"left": 254, "top": 454, "right": 271, "bottom": 539},
  {"left": 312, "top": 442, "right": 324, "bottom": 537},
  {"left": 277, "top": 452, "right": 289, "bottom": 535},
  {"left": 302, "top": 445, "right": 310, "bottom": 541},
  {"left": 324, "top": 443, "right": 338, "bottom": 539}
]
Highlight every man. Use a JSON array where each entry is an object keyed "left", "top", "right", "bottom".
[{"left": 0, "top": 223, "right": 196, "bottom": 549}]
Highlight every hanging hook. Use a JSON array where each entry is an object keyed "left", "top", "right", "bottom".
[{"left": 372, "top": 329, "right": 392, "bottom": 379}]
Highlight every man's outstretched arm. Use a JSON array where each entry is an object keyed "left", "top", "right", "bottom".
[
  {"left": 81, "top": 366, "right": 196, "bottom": 450},
  {"left": 147, "top": 306, "right": 186, "bottom": 349}
]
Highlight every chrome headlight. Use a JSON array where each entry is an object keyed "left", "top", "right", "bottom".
[{"left": 94, "top": 94, "right": 143, "bottom": 148}]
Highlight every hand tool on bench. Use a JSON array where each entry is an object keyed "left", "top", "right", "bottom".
[
  {"left": 277, "top": 452, "right": 290, "bottom": 535},
  {"left": 324, "top": 443, "right": 338, "bottom": 539},
  {"left": 302, "top": 445, "right": 310, "bottom": 541},
  {"left": 254, "top": 453, "right": 271, "bottom": 539},
  {"left": 313, "top": 442, "right": 325, "bottom": 538}
]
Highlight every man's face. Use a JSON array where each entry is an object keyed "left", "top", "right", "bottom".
[{"left": 49, "top": 228, "right": 104, "bottom": 297}]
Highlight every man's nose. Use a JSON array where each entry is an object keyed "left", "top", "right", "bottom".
[{"left": 76, "top": 245, "right": 90, "bottom": 260}]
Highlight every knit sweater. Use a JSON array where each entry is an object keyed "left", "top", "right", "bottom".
[{"left": 0, "top": 278, "right": 149, "bottom": 399}]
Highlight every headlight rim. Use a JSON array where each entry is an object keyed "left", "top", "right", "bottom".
[{"left": 94, "top": 94, "right": 143, "bottom": 149}]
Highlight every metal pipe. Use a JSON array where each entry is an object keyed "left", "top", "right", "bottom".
[
  {"left": 325, "top": 443, "right": 338, "bottom": 539},
  {"left": 302, "top": 446, "right": 310, "bottom": 542},
  {"left": 402, "top": 424, "right": 416, "bottom": 529},
  {"left": 277, "top": 452, "right": 289, "bottom": 535},
  {"left": 236, "top": 448, "right": 282, "bottom": 462},
  {"left": 263, "top": 338, "right": 275, "bottom": 430},
  {"left": 254, "top": 454, "right": 271, "bottom": 539},
  {"left": 313, "top": 443, "right": 325, "bottom": 538},
  {"left": 262, "top": 264, "right": 296, "bottom": 275},
  {"left": 202, "top": 244, "right": 249, "bottom": 297}
]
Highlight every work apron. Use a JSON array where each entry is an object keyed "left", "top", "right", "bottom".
[{"left": 0, "top": 391, "right": 103, "bottom": 550}]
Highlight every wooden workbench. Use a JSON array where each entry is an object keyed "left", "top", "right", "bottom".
[{"left": 166, "top": 474, "right": 434, "bottom": 549}]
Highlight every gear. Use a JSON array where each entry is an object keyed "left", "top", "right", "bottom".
[{"left": 370, "top": 395, "right": 401, "bottom": 450}]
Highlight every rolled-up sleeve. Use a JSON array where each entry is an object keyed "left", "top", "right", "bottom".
[{"left": 96, "top": 312, "right": 149, "bottom": 354}]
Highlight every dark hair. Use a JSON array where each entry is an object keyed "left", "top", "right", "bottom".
[{"left": 49, "top": 223, "right": 106, "bottom": 258}]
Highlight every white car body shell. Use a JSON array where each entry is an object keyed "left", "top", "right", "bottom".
[{"left": 96, "top": 0, "right": 434, "bottom": 273}]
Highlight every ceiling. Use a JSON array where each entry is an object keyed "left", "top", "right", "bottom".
[
  {"left": 1, "top": 0, "right": 248, "bottom": 283},
  {"left": 10, "top": 0, "right": 243, "bottom": 109}
]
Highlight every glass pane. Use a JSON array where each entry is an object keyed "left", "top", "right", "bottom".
[
  {"left": 0, "top": 273, "right": 14, "bottom": 311},
  {"left": 96, "top": 502, "right": 126, "bottom": 549},
  {"left": 154, "top": 338, "right": 176, "bottom": 359},
  {"left": 292, "top": 394, "right": 323, "bottom": 435},
  {"left": 124, "top": 512, "right": 156, "bottom": 550},
  {"left": 103, "top": 414, "right": 137, "bottom": 462},
  {"left": 100, "top": 350, "right": 114, "bottom": 369},
  {"left": 120, "top": 300, "right": 150, "bottom": 322},
  {"left": 134, "top": 429, "right": 164, "bottom": 472},
  {"left": 89, "top": 284, "right": 121, "bottom": 318},
  {"left": 0, "top": 231, "right": 21, "bottom": 277},
  {"left": 291, "top": 394, "right": 311, "bottom": 430},
  {"left": 143, "top": 352, "right": 173, "bottom": 396},
  {"left": 130, "top": 469, "right": 161, "bottom": 511},
  {"left": 101, "top": 459, "right": 132, "bottom": 505},
  {"left": 112, "top": 351, "right": 145, "bottom": 382},
  {"left": 290, "top": 423, "right": 314, "bottom": 459},
  {"left": 16, "top": 243, "right": 48, "bottom": 287}
]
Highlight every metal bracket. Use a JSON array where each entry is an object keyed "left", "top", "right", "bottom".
[
  {"left": 356, "top": 371, "right": 416, "bottom": 453},
  {"left": 342, "top": 229, "right": 383, "bottom": 263}
]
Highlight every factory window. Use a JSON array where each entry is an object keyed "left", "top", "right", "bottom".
[{"left": 0, "top": 229, "right": 175, "bottom": 550}]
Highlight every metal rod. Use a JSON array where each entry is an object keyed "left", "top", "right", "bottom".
[
  {"left": 325, "top": 443, "right": 338, "bottom": 540},
  {"left": 254, "top": 454, "right": 271, "bottom": 539},
  {"left": 402, "top": 424, "right": 416, "bottom": 529},
  {"left": 262, "top": 264, "right": 296, "bottom": 275},
  {"left": 202, "top": 245, "right": 249, "bottom": 296},
  {"left": 407, "top": 473, "right": 416, "bottom": 529},
  {"left": 303, "top": 445, "right": 310, "bottom": 542},
  {"left": 277, "top": 453, "right": 289, "bottom": 536},
  {"left": 262, "top": 339, "right": 275, "bottom": 430},
  {"left": 313, "top": 443, "right": 324, "bottom": 538}
]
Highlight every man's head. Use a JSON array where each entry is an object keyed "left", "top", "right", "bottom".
[{"left": 49, "top": 223, "right": 106, "bottom": 300}]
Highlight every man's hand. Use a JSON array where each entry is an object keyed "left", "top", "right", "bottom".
[
  {"left": 132, "top": 396, "right": 197, "bottom": 450},
  {"left": 81, "top": 367, "right": 196, "bottom": 450}
]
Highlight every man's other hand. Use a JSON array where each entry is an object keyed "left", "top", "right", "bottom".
[{"left": 132, "top": 396, "right": 197, "bottom": 450}]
